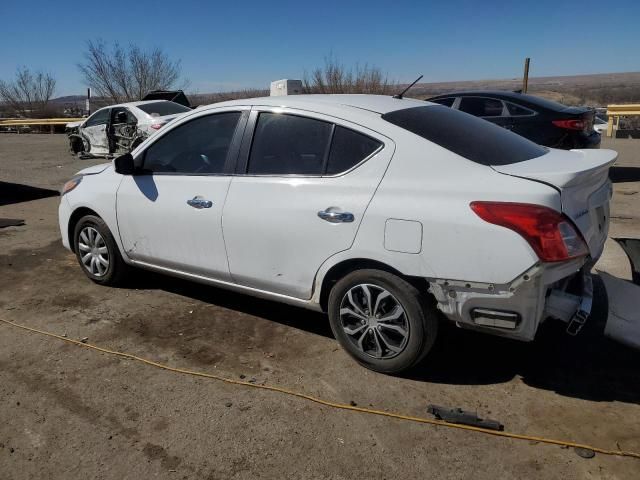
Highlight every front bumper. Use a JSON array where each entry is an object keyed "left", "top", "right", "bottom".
[
  {"left": 58, "top": 196, "right": 72, "bottom": 251},
  {"left": 428, "top": 258, "right": 592, "bottom": 342}
]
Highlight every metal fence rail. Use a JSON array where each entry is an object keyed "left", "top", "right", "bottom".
[
  {"left": 0, "top": 117, "right": 84, "bottom": 134},
  {"left": 606, "top": 104, "right": 640, "bottom": 137}
]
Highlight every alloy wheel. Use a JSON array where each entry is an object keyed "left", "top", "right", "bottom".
[
  {"left": 78, "top": 226, "right": 109, "bottom": 277},
  {"left": 339, "top": 284, "right": 410, "bottom": 359}
]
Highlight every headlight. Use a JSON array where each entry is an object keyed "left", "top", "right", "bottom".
[{"left": 61, "top": 175, "right": 83, "bottom": 195}]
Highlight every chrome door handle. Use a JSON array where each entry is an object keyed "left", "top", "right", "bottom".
[
  {"left": 317, "top": 209, "right": 354, "bottom": 223},
  {"left": 187, "top": 197, "right": 213, "bottom": 209}
]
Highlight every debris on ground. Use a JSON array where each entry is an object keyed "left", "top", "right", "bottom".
[
  {"left": 600, "top": 271, "right": 640, "bottom": 350},
  {"left": 427, "top": 404, "right": 504, "bottom": 431},
  {"left": 574, "top": 447, "right": 596, "bottom": 459}
]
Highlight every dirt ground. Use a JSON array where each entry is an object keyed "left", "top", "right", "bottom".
[{"left": 1, "top": 134, "right": 639, "bottom": 479}]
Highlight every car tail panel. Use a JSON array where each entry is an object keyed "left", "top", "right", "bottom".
[{"left": 491, "top": 149, "right": 617, "bottom": 258}]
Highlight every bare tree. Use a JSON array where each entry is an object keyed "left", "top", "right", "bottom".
[
  {"left": 0, "top": 67, "right": 56, "bottom": 117},
  {"left": 78, "top": 40, "right": 184, "bottom": 103},
  {"left": 303, "top": 55, "right": 396, "bottom": 94}
]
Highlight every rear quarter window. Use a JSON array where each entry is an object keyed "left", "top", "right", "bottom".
[
  {"left": 326, "top": 126, "right": 382, "bottom": 175},
  {"left": 382, "top": 105, "right": 546, "bottom": 166}
]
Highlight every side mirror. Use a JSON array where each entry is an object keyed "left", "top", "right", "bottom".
[{"left": 114, "top": 153, "right": 136, "bottom": 175}]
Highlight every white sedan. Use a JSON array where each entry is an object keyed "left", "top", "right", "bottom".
[
  {"left": 58, "top": 94, "right": 616, "bottom": 373},
  {"left": 66, "top": 100, "right": 191, "bottom": 158}
]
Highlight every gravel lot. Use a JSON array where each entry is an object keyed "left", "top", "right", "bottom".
[{"left": 1, "top": 134, "right": 639, "bottom": 479}]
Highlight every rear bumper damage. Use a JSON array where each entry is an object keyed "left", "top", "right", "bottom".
[
  {"left": 430, "top": 245, "right": 640, "bottom": 351},
  {"left": 428, "top": 258, "right": 593, "bottom": 341}
]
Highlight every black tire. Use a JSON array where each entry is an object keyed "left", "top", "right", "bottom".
[
  {"left": 73, "top": 214, "right": 129, "bottom": 286},
  {"left": 328, "top": 269, "right": 438, "bottom": 374}
]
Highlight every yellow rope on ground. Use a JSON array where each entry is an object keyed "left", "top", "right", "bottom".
[{"left": 2, "top": 317, "right": 638, "bottom": 461}]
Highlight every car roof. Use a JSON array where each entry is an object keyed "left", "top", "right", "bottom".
[
  {"left": 428, "top": 90, "right": 528, "bottom": 100},
  {"left": 426, "top": 90, "right": 573, "bottom": 111},
  {"left": 97, "top": 100, "right": 170, "bottom": 110},
  {"left": 199, "top": 94, "right": 429, "bottom": 115}
]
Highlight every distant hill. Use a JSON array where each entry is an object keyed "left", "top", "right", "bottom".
[
  {"left": 50, "top": 72, "right": 640, "bottom": 108},
  {"left": 407, "top": 71, "right": 640, "bottom": 106}
]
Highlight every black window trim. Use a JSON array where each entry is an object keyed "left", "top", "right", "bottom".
[
  {"left": 235, "top": 108, "right": 385, "bottom": 178},
  {"left": 135, "top": 109, "right": 249, "bottom": 177}
]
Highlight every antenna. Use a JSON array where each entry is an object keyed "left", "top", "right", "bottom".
[{"left": 393, "top": 75, "right": 423, "bottom": 99}]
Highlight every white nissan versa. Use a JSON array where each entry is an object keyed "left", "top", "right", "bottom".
[{"left": 58, "top": 95, "right": 616, "bottom": 373}]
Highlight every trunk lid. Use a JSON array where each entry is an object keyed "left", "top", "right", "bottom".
[{"left": 492, "top": 148, "right": 617, "bottom": 258}]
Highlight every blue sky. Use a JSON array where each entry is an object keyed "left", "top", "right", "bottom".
[{"left": 0, "top": 0, "right": 638, "bottom": 96}]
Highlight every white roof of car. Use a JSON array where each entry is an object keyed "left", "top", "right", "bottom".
[
  {"left": 204, "top": 94, "right": 429, "bottom": 115},
  {"left": 107, "top": 99, "right": 168, "bottom": 109}
]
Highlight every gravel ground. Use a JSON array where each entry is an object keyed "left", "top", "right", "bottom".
[{"left": 0, "top": 134, "right": 639, "bottom": 479}]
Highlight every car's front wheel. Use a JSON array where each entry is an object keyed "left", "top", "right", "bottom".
[
  {"left": 73, "top": 215, "right": 128, "bottom": 286},
  {"left": 328, "top": 269, "right": 438, "bottom": 374}
]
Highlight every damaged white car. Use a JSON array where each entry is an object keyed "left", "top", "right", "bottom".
[
  {"left": 58, "top": 95, "right": 620, "bottom": 373},
  {"left": 66, "top": 100, "right": 191, "bottom": 158}
]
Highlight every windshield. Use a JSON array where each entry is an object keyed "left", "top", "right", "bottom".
[
  {"left": 137, "top": 101, "right": 191, "bottom": 117},
  {"left": 382, "top": 105, "right": 547, "bottom": 166}
]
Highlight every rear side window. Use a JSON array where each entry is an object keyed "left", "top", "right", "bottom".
[
  {"left": 382, "top": 105, "right": 546, "bottom": 166},
  {"left": 248, "top": 113, "right": 333, "bottom": 175},
  {"left": 430, "top": 97, "right": 455, "bottom": 107},
  {"left": 459, "top": 97, "right": 504, "bottom": 117},
  {"left": 506, "top": 102, "right": 535, "bottom": 117},
  {"left": 326, "top": 126, "right": 381, "bottom": 175},
  {"left": 137, "top": 101, "right": 191, "bottom": 117}
]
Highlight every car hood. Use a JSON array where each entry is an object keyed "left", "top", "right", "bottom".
[
  {"left": 66, "top": 121, "right": 82, "bottom": 129},
  {"left": 77, "top": 162, "right": 111, "bottom": 176}
]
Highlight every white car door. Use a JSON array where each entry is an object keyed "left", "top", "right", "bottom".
[
  {"left": 222, "top": 108, "right": 393, "bottom": 299},
  {"left": 116, "top": 108, "right": 249, "bottom": 280},
  {"left": 82, "top": 108, "right": 110, "bottom": 155}
]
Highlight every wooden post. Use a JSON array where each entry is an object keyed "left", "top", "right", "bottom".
[{"left": 522, "top": 58, "right": 530, "bottom": 93}]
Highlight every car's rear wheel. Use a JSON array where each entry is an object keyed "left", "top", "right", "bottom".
[
  {"left": 73, "top": 215, "right": 128, "bottom": 286},
  {"left": 328, "top": 269, "right": 438, "bottom": 374}
]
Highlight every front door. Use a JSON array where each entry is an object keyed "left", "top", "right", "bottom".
[
  {"left": 82, "top": 108, "right": 110, "bottom": 155},
  {"left": 222, "top": 108, "right": 393, "bottom": 299},
  {"left": 116, "top": 109, "right": 247, "bottom": 280}
]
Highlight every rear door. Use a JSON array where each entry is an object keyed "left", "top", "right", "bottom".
[
  {"left": 82, "top": 108, "right": 110, "bottom": 154},
  {"left": 222, "top": 108, "right": 392, "bottom": 299}
]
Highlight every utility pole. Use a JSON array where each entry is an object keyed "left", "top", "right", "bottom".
[
  {"left": 86, "top": 88, "right": 91, "bottom": 116},
  {"left": 522, "top": 58, "right": 530, "bottom": 93}
]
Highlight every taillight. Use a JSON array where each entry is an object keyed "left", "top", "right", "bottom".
[
  {"left": 470, "top": 202, "right": 589, "bottom": 262},
  {"left": 150, "top": 123, "right": 165, "bottom": 130},
  {"left": 552, "top": 119, "right": 585, "bottom": 130}
]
